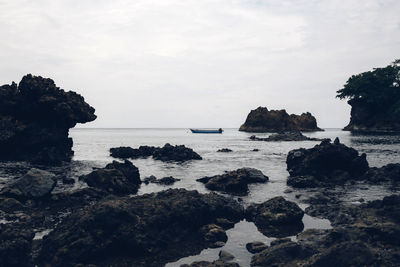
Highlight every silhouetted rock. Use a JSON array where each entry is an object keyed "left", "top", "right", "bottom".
[
  {"left": 144, "top": 175, "right": 181, "bottom": 185},
  {"left": 38, "top": 189, "right": 244, "bottom": 267},
  {"left": 153, "top": 143, "right": 202, "bottom": 162},
  {"left": 197, "top": 168, "right": 268, "bottom": 196},
  {"left": 286, "top": 138, "right": 369, "bottom": 187},
  {"left": 245, "top": 196, "right": 304, "bottom": 237},
  {"left": 217, "top": 148, "right": 233, "bottom": 152},
  {"left": 0, "top": 74, "right": 96, "bottom": 164},
  {"left": 361, "top": 163, "right": 400, "bottom": 184},
  {"left": 1, "top": 168, "right": 56, "bottom": 200},
  {"left": 239, "top": 107, "right": 322, "bottom": 132},
  {"left": 181, "top": 260, "right": 240, "bottom": 267},
  {"left": 246, "top": 241, "right": 268, "bottom": 254},
  {"left": 110, "top": 146, "right": 159, "bottom": 159},
  {"left": 80, "top": 160, "right": 141, "bottom": 195},
  {"left": 250, "top": 131, "right": 327, "bottom": 142}
]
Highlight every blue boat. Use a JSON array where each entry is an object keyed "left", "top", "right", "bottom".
[{"left": 190, "top": 128, "right": 223, "bottom": 134}]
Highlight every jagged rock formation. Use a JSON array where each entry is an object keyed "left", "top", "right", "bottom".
[
  {"left": 239, "top": 107, "right": 322, "bottom": 132},
  {"left": 0, "top": 74, "right": 96, "bottom": 164}
]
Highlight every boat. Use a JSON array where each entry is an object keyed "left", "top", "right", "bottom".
[{"left": 190, "top": 128, "right": 223, "bottom": 134}]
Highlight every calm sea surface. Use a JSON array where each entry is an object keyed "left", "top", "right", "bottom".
[{"left": 1, "top": 128, "right": 400, "bottom": 266}]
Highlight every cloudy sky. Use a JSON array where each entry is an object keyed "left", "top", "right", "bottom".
[{"left": 0, "top": 0, "right": 399, "bottom": 128}]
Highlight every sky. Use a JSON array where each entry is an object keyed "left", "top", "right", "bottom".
[{"left": 0, "top": 0, "right": 399, "bottom": 128}]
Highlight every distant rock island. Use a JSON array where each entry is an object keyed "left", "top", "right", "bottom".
[
  {"left": 0, "top": 74, "right": 96, "bottom": 164},
  {"left": 239, "top": 107, "right": 322, "bottom": 132},
  {"left": 338, "top": 59, "right": 400, "bottom": 132}
]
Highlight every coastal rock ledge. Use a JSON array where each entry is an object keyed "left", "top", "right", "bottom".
[
  {"left": 239, "top": 107, "right": 322, "bottom": 132},
  {"left": 0, "top": 74, "right": 96, "bottom": 164}
]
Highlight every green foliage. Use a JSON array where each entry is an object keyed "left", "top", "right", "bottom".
[{"left": 336, "top": 59, "right": 400, "bottom": 114}]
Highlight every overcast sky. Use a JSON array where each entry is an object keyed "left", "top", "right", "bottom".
[{"left": 0, "top": 0, "right": 399, "bottom": 128}]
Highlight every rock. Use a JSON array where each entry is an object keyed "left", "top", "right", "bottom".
[
  {"left": 0, "top": 74, "right": 96, "bottom": 164},
  {"left": 239, "top": 107, "right": 322, "bottom": 132},
  {"left": 109, "top": 145, "right": 159, "bottom": 159},
  {"left": 252, "top": 149, "right": 259, "bottom": 152},
  {"left": 286, "top": 138, "right": 369, "bottom": 187},
  {"left": 143, "top": 175, "right": 157, "bottom": 184},
  {"left": 245, "top": 196, "right": 304, "bottom": 237},
  {"left": 197, "top": 168, "right": 269, "bottom": 196},
  {"left": 81, "top": 160, "right": 141, "bottom": 195},
  {"left": 181, "top": 260, "right": 240, "bottom": 267},
  {"left": 143, "top": 175, "right": 180, "bottom": 185},
  {"left": 215, "top": 218, "right": 235, "bottom": 229},
  {"left": 0, "top": 223, "right": 34, "bottom": 267},
  {"left": 270, "top": 238, "right": 291, "bottom": 247},
  {"left": 1, "top": 168, "right": 56, "bottom": 200},
  {"left": 217, "top": 148, "right": 233, "bottom": 153},
  {"left": 246, "top": 241, "right": 268, "bottom": 254},
  {"left": 110, "top": 143, "right": 202, "bottom": 162},
  {"left": 201, "top": 224, "right": 228, "bottom": 243},
  {"left": 361, "top": 163, "right": 400, "bottom": 184},
  {"left": 62, "top": 177, "right": 75, "bottom": 184},
  {"left": 219, "top": 250, "right": 235, "bottom": 262},
  {"left": 0, "top": 197, "right": 24, "bottom": 212},
  {"left": 250, "top": 131, "right": 328, "bottom": 142},
  {"left": 38, "top": 189, "right": 244, "bottom": 267},
  {"left": 153, "top": 143, "right": 202, "bottom": 162}
]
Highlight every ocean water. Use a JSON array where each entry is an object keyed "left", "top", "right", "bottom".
[{"left": 1, "top": 128, "right": 400, "bottom": 266}]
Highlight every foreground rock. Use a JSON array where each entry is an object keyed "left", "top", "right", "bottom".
[
  {"left": 38, "top": 189, "right": 244, "bottom": 267},
  {"left": 245, "top": 196, "right": 304, "bottom": 237},
  {"left": 197, "top": 168, "right": 269, "bottom": 196},
  {"left": 286, "top": 138, "right": 369, "bottom": 187},
  {"left": 239, "top": 107, "right": 322, "bottom": 132},
  {"left": 143, "top": 175, "right": 181, "bottom": 185},
  {"left": 80, "top": 160, "right": 141, "bottom": 195},
  {"left": 251, "top": 195, "right": 400, "bottom": 266},
  {"left": 246, "top": 241, "right": 268, "bottom": 254},
  {"left": 110, "top": 143, "right": 202, "bottom": 162},
  {"left": 0, "top": 74, "right": 96, "bottom": 164},
  {"left": 361, "top": 163, "right": 400, "bottom": 184},
  {"left": 250, "top": 131, "right": 327, "bottom": 142},
  {"left": 1, "top": 168, "right": 56, "bottom": 200}
]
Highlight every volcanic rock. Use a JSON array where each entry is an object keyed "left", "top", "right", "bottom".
[
  {"left": 109, "top": 146, "right": 159, "bottom": 159},
  {"left": 0, "top": 74, "right": 96, "bottom": 164},
  {"left": 250, "top": 131, "right": 327, "bottom": 142},
  {"left": 239, "top": 107, "right": 322, "bottom": 132},
  {"left": 245, "top": 196, "right": 304, "bottom": 237},
  {"left": 197, "top": 168, "right": 269, "bottom": 196}
]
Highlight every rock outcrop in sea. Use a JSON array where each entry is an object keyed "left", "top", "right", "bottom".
[
  {"left": 0, "top": 74, "right": 96, "bottom": 164},
  {"left": 239, "top": 107, "right": 322, "bottom": 132},
  {"left": 249, "top": 131, "right": 327, "bottom": 142}
]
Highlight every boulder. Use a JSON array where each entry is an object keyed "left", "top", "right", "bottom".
[
  {"left": 1, "top": 168, "right": 56, "bottom": 200},
  {"left": 81, "top": 160, "right": 141, "bottom": 194},
  {"left": 0, "top": 74, "right": 96, "bottom": 164},
  {"left": 246, "top": 241, "right": 268, "bottom": 254},
  {"left": 218, "top": 250, "right": 235, "bottom": 262},
  {"left": 239, "top": 107, "right": 322, "bottom": 132},
  {"left": 250, "top": 131, "right": 328, "bottom": 142},
  {"left": 38, "top": 189, "right": 244, "bottom": 267},
  {"left": 197, "top": 168, "right": 269, "bottom": 196},
  {"left": 245, "top": 196, "right": 304, "bottom": 237},
  {"left": 217, "top": 148, "right": 233, "bottom": 153},
  {"left": 152, "top": 143, "right": 202, "bottom": 162},
  {"left": 181, "top": 260, "right": 240, "bottom": 267},
  {"left": 286, "top": 138, "right": 369, "bottom": 187},
  {"left": 143, "top": 175, "right": 181, "bottom": 185},
  {"left": 109, "top": 145, "right": 159, "bottom": 159},
  {"left": 361, "top": 163, "right": 400, "bottom": 184}
]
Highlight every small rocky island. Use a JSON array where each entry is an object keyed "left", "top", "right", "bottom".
[
  {"left": 338, "top": 59, "right": 400, "bottom": 132},
  {"left": 0, "top": 74, "right": 96, "bottom": 164},
  {"left": 239, "top": 107, "right": 322, "bottom": 132}
]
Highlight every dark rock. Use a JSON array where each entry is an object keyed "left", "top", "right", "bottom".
[
  {"left": 286, "top": 138, "right": 369, "bottom": 187},
  {"left": 361, "top": 163, "right": 400, "bottom": 184},
  {"left": 201, "top": 224, "right": 228, "bottom": 243},
  {"left": 62, "top": 177, "right": 75, "bottom": 185},
  {"left": 181, "top": 260, "right": 240, "bottom": 267},
  {"left": 245, "top": 196, "right": 304, "bottom": 237},
  {"left": 1, "top": 168, "right": 56, "bottom": 200},
  {"left": 250, "top": 131, "right": 328, "bottom": 142},
  {"left": 252, "top": 149, "right": 259, "bottom": 152},
  {"left": 197, "top": 168, "right": 268, "bottom": 196},
  {"left": 0, "top": 223, "right": 34, "bottom": 267},
  {"left": 0, "top": 197, "right": 24, "bottom": 212},
  {"left": 38, "top": 189, "right": 244, "bottom": 267},
  {"left": 215, "top": 218, "right": 235, "bottom": 229},
  {"left": 246, "top": 241, "right": 268, "bottom": 254},
  {"left": 143, "top": 175, "right": 157, "bottom": 185},
  {"left": 270, "top": 238, "right": 291, "bottom": 247},
  {"left": 81, "top": 160, "right": 141, "bottom": 195},
  {"left": 109, "top": 145, "right": 159, "bottom": 159},
  {"left": 239, "top": 107, "right": 322, "bottom": 132},
  {"left": 217, "top": 148, "right": 233, "bottom": 153},
  {"left": 153, "top": 143, "right": 202, "bottom": 162},
  {"left": 219, "top": 250, "right": 235, "bottom": 262},
  {"left": 143, "top": 175, "right": 180, "bottom": 185},
  {"left": 0, "top": 74, "right": 96, "bottom": 164}
]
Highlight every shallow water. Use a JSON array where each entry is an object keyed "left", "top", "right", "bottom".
[{"left": 1, "top": 128, "right": 399, "bottom": 266}]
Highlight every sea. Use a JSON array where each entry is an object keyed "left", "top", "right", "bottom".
[{"left": 1, "top": 128, "right": 400, "bottom": 266}]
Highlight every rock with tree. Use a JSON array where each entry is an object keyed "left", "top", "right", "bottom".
[
  {"left": 337, "top": 59, "right": 400, "bottom": 132},
  {"left": 0, "top": 74, "right": 96, "bottom": 164},
  {"left": 239, "top": 107, "right": 322, "bottom": 132}
]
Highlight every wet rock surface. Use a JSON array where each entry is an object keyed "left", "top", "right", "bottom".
[
  {"left": 250, "top": 131, "right": 328, "bottom": 142},
  {"left": 286, "top": 138, "right": 369, "bottom": 187},
  {"left": 362, "top": 163, "right": 400, "bottom": 184},
  {"left": 38, "top": 189, "right": 244, "bottom": 267},
  {"left": 245, "top": 196, "right": 304, "bottom": 237},
  {"left": 144, "top": 175, "right": 181, "bottom": 185},
  {"left": 80, "top": 160, "right": 141, "bottom": 195},
  {"left": 0, "top": 74, "right": 96, "bottom": 164},
  {"left": 110, "top": 143, "right": 202, "bottom": 162},
  {"left": 246, "top": 241, "right": 268, "bottom": 254},
  {"left": 239, "top": 107, "right": 322, "bottom": 132},
  {"left": 197, "top": 168, "right": 269, "bottom": 196}
]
